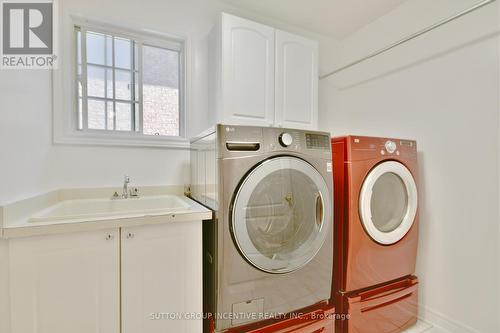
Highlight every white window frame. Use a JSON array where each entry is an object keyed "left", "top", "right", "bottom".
[{"left": 53, "top": 16, "right": 189, "bottom": 148}]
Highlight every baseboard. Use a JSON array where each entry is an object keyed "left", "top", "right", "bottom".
[{"left": 418, "top": 304, "right": 481, "bottom": 333}]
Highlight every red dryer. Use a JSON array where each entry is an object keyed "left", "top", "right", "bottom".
[{"left": 331, "top": 136, "right": 420, "bottom": 333}]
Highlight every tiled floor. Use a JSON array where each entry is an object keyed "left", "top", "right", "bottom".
[{"left": 402, "top": 320, "right": 444, "bottom": 333}]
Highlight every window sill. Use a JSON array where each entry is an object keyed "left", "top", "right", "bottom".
[{"left": 54, "top": 131, "right": 190, "bottom": 149}]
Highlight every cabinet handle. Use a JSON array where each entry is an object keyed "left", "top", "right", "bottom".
[
  {"left": 126, "top": 232, "right": 135, "bottom": 239},
  {"left": 105, "top": 234, "right": 114, "bottom": 241}
]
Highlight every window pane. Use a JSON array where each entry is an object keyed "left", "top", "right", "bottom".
[
  {"left": 115, "top": 37, "right": 131, "bottom": 69},
  {"left": 88, "top": 99, "right": 106, "bottom": 129},
  {"left": 142, "top": 45, "right": 180, "bottom": 136},
  {"left": 134, "top": 43, "right": 139, "bottom": 71},
  {"left": 106, "top": 36, "right": 113, "bottom": 66},
  {"left": 78, "top": 28, "right": 182, "bottom": 136},
  {"left": 86, "top": 32, "right": 105, "bottom": 65},
  {"left": 87, "top": 65, "right": 105, "bottom": 98},
  {"left": 107, "top": 101, "right": 114, "bottom": 130},
  {"left": 116, "top": 102, "right": 131, "bottom": 131},
  {"left": 116, "top": 69, "right": 132, "bottom": 101},
  {"left": 106, "top": 68, "right": 113, "bottom": 99}
]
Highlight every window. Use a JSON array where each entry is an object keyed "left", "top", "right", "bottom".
[{"left": 75, "top": 25, "right": 184, "bottom": 138}]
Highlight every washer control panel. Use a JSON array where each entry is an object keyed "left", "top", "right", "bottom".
[
  {"left": 306, "top": 133, "right": 330, "bottom": 150},
  {"left": 279, "top": 132, "right": 293, "bottom": 147},
  {"left": 219, "top": 125, "right": 331, "bottom": 158}
]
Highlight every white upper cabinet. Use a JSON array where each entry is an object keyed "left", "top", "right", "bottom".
[
  {"left": 275, "top": 30, "right": 318, "bottom": 130},
  {"left": 209, "top": 13, "right": 319, "bottom": 130},
  {"left": 217, "top": 14, "right": 275, "bottom": 126}
]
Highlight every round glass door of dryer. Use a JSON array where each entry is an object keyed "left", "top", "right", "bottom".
[
  {"left": 231, "top": 157, "right": 331, "bottom": 274},
  {"left": 359, "top": 161, "right": 418, "bottom": 245}
]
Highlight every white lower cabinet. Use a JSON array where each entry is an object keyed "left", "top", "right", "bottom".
[
  {"left": 121, "top": 222, "right": 202, "bottom": 333},
  {"left": 0, "top": 239, "right": 11, "bottom": 333},
  {"left": 9, "top": 229, "right": 120, "bottom": 333},
  {"left": 7, "top": 221, "right": 203, "bottom": 333}
]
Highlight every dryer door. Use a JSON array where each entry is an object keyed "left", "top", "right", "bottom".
[
  {"left": 359, "top": 161, "right": 418, "bottom": 245},
  {"left": 231, "top": 156, "right": 331, "bottom": 274}
]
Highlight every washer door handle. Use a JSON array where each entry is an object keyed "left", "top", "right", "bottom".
[{"left": 315, "top": 192, "right": 324, "bottom": 228}]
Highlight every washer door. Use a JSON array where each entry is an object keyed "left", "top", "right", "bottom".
[
  {"left": 232, "top": 156, "right": 331, "bottom": 274},
  {"left": 359, "top": 161, "right": 418, "bottom": 245}
]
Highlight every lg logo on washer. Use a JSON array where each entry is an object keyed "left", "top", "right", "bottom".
[{"left": 1, "top": 0, "right": 58, "bottom": 69}]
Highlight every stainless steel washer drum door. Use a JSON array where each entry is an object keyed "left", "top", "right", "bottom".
[
  {"left": 359, "top": 161, "right": 418, "bottom": 245},
  {"left": 231, "top": 156, "right": 332, "bottom": 274}
]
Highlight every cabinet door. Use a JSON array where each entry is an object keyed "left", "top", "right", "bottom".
[
  {"left": 221, "top": 13, "right": 275, "bottom": 126},
  {"left": 9, "top": 229, "right": 120, "bottom": 333},
  {"left": 275, "top": 30, "right": 318, "bottom": 130},
  {"left": 0, "top": 240, "right": 10, "bottom": 333},
  {"left": 121, "top": 221, "right": 203, "bottom": 333}
]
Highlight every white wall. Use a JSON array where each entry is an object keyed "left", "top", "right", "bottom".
[
  {"left": 0, "top": 0, "right": 338, "bottom": 205},
  {"left": 320, "top": 0, "right": 499, "bottom": 332}
]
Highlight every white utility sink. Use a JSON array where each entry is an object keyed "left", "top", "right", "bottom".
[{"left": 29, "top": 195, "right": 190, "bottom": 223}]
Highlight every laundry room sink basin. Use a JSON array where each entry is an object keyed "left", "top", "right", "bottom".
[{"left": 29, "top": 195, "right": 191, "bottom": 223}]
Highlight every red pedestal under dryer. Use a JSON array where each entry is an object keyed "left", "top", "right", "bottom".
[{"left": 331, "top": 136, "right": 420, "bottom": 333}]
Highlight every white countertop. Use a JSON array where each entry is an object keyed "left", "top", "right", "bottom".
[{"left": 0, "top": 186, "right": 212, "bottom": 239}]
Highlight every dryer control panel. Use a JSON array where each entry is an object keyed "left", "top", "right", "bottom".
[{"left": 348, "top": 136, "right": 417, "bottom": 161}]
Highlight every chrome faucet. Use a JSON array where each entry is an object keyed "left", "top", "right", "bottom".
[
  {"left": 122, "top": 175, "right": 130, "bottom": 199},
  {"left": 111, "top": 175, "right": 139, "bottom": 199}
]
